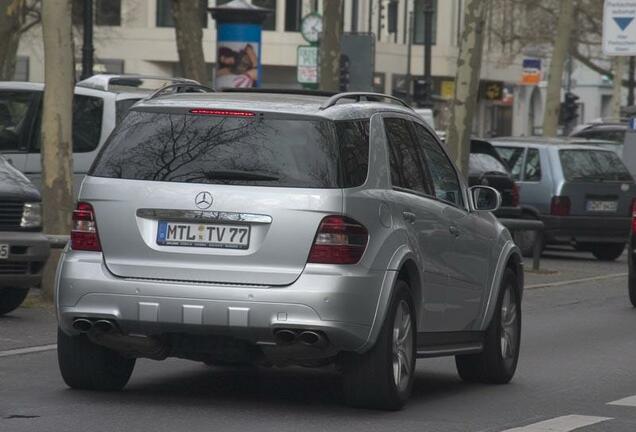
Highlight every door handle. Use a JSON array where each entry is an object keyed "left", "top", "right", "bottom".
[
  {"left": 402, "top": 211, "right": 416, "bottom": 224},
  {"left": 449, "top": 225, "right": 460, "bottom": 237}
]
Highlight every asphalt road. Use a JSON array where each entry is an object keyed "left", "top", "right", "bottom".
[{"left": 1, "top": 248, "right": 635, "bottom": 432}]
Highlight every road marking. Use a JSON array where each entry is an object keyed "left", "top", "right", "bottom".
[
  {"left": 526, "top": 273, "right": 627, "bottom": 290},
  {"left": 608, "top": 395, "right": 636, "bottom": 406},
  {"left": 0, "top": 344, "right": 57, "bottom": 358},
  {"left": 500, "top": 415, "right": 612, "bottom": 432}
]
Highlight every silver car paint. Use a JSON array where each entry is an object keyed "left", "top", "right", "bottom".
[{"left": 56, "top": 95, "right": 522, "bottom": 355}]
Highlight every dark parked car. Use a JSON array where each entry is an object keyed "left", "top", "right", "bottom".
[
  {"left": 630, "top": 200, "right": 636, "bottom": 306},
  {"left": 0, "top": 154, "right": 49, "bottom": 315},
  {"left": 469, "top": 139, "right": 521, "bottom": 218},
  {"left": 570, "top": 121, "right": 626, "bottom": 144}
]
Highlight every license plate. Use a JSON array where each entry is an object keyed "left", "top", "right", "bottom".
[
  {"left": 0, "top": 244, "right": 8, "bottom": 259},
  {"left": 586, "top": 200, "right": 618, "bottom": 212},
  {"left": 157, "top": 221, "right": 250, "bottom": 249}
]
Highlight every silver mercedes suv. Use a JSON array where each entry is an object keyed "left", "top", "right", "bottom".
[{"left": 55, "top": 90, "right": 523, "bottom": 410}]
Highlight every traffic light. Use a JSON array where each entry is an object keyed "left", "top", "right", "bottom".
[
  {"left": 561, "top": 92, "right": 580, "bottom": 125},
  {"left": 339, "top": 54, "right": 350, "bottom": 92},
  {"left": 413, "top": 79, "right": 429, "bottom": 106}
]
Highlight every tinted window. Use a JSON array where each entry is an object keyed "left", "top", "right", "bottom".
[
  {"left": 412, "top": 123, "right": 463, "bottom": 207},
  {"left": 469, "top": 153, "right": 508, "bottom": 175},
  {"left": 336, "top": 120, "right": 369, "bottom": 188},
  {"left": 576, "top": 129, "right": 625, "bottom": 143},
  {"left": 91, "top": 110, "right": 341, "bottom": 188},
  {"left": 0, "top": 91, "right": 37, "bottom": 152},
  {"left": 115, "top": 98, "right": 140, "bottom": 125},
  {"left": 384, "top": 118, "right": 429, "bottom": 193},
  {"left": 495, "top": 146, "right": 524, "bottom": 181},
  {"left": 524, "top": 148, "right": 541, "bottom": 181},
  {"left": 559, "top": 149, "right": 633, "bottom": 182}
]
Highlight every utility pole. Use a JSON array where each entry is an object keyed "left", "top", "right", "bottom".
[
  {"left": 422, "top": 0, "right": 434, "bottom": 107},
  {"left": 319, "top": 0, "right": 343, "bottom": 91},
  {"left": 80, "top": 0, "right": 94, "bottom": 80},
  {"left": 629, "top": 56, "right": 635, "bottom": 107},
  {"left": 368, "top": 0, "right": 373, "bottom": 34},
  {"left": 445, "top": 0, "right": 487, "bottom": 176},
  {"left": 406, "top": 11, "right": 413, "bottom": 103}
]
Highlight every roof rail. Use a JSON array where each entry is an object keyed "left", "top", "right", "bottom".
[
  {"left": 221, "top": 88, "right": 339, "bottom": 97},
  {"left": 320, "top": 92, "right": 412, "bottom": 110},
  {"left": 146, "top": 83, "right": 214, "bottom": 100},
  {"left": 76, "top": 74, "right": 200, "bottom": 92}
]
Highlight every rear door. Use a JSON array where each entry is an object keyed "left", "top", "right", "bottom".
[{"left": 84, "top": 108, "right": 343, "bottom": 286}]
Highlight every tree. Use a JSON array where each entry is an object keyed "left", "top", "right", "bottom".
[
  {"left": 542, "top": 0, "right": 574, "bottom": 137},
  {"left": 171, "top": 0, "right": 208, "bottom": 84},
  {"left": 40, "top": 0, "right": 74, "bottom": 298},
  {"left": 319, "top": 0, "right": 343, "bottom": 92},
  {"left": 0, "top": 0, "right": 41, "bottom": 80},
  {"left": 446, "top": 0, "right": 488, "bottom": 176},
  {"left": 611, "top": 57, "right": 624, "bottom": 119}
]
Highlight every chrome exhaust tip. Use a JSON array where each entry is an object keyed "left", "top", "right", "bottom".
[
  {"left": 93, "top": 319, "right": 115, "bottom": 333},
  {"left": 72, "top": 318, "right": 93, "bottom": 333},
  {"left": 273, "top": 329, "right": 297, "bottom": 345},
  {"left": 298, "top": 331, "right": 326, "bottom": 347}
]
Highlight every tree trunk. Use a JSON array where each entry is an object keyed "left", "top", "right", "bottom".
[
  {"left": 41, "top": 0, "right": 74, "bottom": 299},
  {"left": 445, "top": 0, "right": 487, "bottom": 176},
  {"left": 542, "top": 0, "right": 574, "bottom": 137},
  {"left": 611, "top": 57, "right": 624, "bottom": 119},
  {"left": 319, "top": 0, "right": 342, "bottom": 92},
  {"left": 172, "top": 0, "right": 207, "bottom": 84},
  {"left": 0, "top": 0, "right": 24, "bottom": 80}
]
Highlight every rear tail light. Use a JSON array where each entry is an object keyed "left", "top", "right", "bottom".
[
  {"left": 631, "top": 198, "right": 636, "bottom": 233},
  {"left": 550, "top": 196, "right": 571, "bottom": 217},
  {"left": 511, "top": 182, "right": 519, "bottom": 207},
  {"left": 71, "top": 202, "right": 101, "bottom": 251},
  {"left": 307, "top": 216, "right": 368, "bottom": 264}
]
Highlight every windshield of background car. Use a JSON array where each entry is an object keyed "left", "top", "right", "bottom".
[
  {"left": 0, "top": 91, "right": 37, "bottom": 152},
  {"left": 559, "top": 149, "right": 633, "bottom": 182},
  {"left": 469, "top": 153, "right": 509, "bottom": 175},
  {"left": 90, "top": 110, "right": 369, "bottom": 188}
]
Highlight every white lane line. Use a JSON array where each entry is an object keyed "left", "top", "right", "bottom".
[
  {"left": 500, "top": 415, "right": 612, "bottom": 432},
  {"left": 608, "top": 395, "right": 636, "bottom": 407},
  {"left": 0, "top": 344, "right": 57, "bottom": 358},
  {"left": 526, "top": 273, "right": 627, "bottom": 290}
]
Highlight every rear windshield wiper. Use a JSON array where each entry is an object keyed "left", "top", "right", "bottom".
[{"left": 202, "top": 170, "right": 280, "bottom": 181}]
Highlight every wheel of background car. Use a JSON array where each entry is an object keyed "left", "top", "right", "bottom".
[
  {"left": 341, "top": 280, "right": 416, "bottom": 410},
  {"left": 455, "top": 268, "right": 521, "bottom": 384},
  {"left": 57, "top": 328, "right": 136, "bottom": 391},
  {"left": 629, "top": 250, "right": 636, "bottom": 308},
  {"left": 591, "top": 243, "right": 625, "bottom": 262},
  {"left": 0, "top": 287, "right": 29, "bottom": 316}
]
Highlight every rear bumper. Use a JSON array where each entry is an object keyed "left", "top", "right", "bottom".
[
  {"left": 56, "top": 251, "right": 387, "bottom": 353},
  {"left": 0, "top": 231, "right": 50, "bottom": 288},
  {"left": 542, "top": 215, "right": 631, "bottom": 244}
]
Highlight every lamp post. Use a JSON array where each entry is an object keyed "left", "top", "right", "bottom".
[
  {"left": 422, "top": 0, "right": 434, "bottom": 108},
  {"left": 80, "top": 0, "right": 94, "bottom": 80}
]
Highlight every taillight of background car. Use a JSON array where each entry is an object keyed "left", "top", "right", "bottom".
[
  {"left": 550, "top": 196, "right": 571, "bottom": 216},
  {"left": 307, "top": 216, "right": 368, "bottom": 264},
  {"left": 632, "top": 198, "right": 636, "bottom": 233},
  {"left": 71, "top": 202, "right": 101, "bottom": 251},
  {"left": 511, "top": 183, "right": 520, "bottom": 208}
]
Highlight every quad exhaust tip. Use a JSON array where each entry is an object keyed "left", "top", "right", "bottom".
[
  {"left": 72, "top": 318, "right": 93, "bottom": 332},
  {"left": 273, "top": 329, "right": 297, "bottom": 345},
  {"left": 273, "top": 329, "right": 328, "bottom": 347},
  {"left": 93, "top": 319, "right": 115, "bottom": 332}
]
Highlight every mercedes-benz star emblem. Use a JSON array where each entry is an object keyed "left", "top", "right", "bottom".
[{"left": 194, "top": 191, "right": 213, "bottom": 209}]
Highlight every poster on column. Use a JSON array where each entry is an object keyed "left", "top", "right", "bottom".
[{"left": 216, "top": 23, "right": 262, "bottom": 89}]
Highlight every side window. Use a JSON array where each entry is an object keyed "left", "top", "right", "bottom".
[
  {"left": 384, "top": 118, "right": 429, "bottom": 194},
  {"left": 336, "top": 120, "right": 370, "bottom": 188},
  {"left": 32, "top": 94, "right": 104, "bottom": 153},
  {"left": 496, "top": 146, "right": 524, "bottom": 181},
  {"left": 524, "top": 148, "right": 542, "bottom": 181},
  {"left": 412, "top": 123, "right": 464, "bottom": 207},
  {"left": 0, "top": 91, "right": 38, "bottom": 152}
]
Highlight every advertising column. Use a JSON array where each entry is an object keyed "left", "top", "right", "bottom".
[{"left": 209, "top": 0, "right": 272, "bottom": 89}]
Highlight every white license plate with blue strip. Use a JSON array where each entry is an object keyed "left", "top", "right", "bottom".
[{"left": 157, "top": 221, "right": 250, "bottom": 249}]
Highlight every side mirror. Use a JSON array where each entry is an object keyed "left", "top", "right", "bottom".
[{"left": 470, "top": 186, "right": 501, "bottom": 212}]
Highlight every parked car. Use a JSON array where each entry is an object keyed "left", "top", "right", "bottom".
[
  {"left": 0, "top": 154, "right": 49, "bottom": 315},
  {"left": 630, "top": 199, "right": 636, "bottom": 307},
  {"left": 493, "top": 138, "right": 634, "bottom": 261},
  {"left": 55, "top": 90, "right": 523, "bottom": 410},
  {"left": 0, "top": 74, "right": 200, "bottom": 194},
  {"left": 469, "top": 139, "right": 521, "bottom": 219},
  {"left": 569, "top": 120, "right": 626, "bottom": 144},
  {"left": 568, "top": 138, "right": 624, "bottom": 158}
]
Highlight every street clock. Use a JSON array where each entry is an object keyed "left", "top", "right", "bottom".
[{"left": 300, "top": 13, "right": 323, "bottom": 44}]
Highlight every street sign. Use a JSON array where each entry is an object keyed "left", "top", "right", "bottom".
[
  {"left": 521, "top": 58, "right": 541, "bottom": 85},
  {"left": 603, "top": 0, "right": 636, "bottom": 55},
  {"left": 297, "top": 45, "right": 318, "bottom": 84}
]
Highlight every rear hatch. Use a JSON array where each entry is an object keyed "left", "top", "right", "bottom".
[
  {"left": 84, "top": 108, "right": 346, "bottom": 286},
  {"left": 468, "top": 150, "right": 516, "bottom": 207},
  {"left": 558, "top": 148, "right": 634, "bottom": 217}
]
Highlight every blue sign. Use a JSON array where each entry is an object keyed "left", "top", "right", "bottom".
[
  {"left": 630, "top": 118, "right": 636, "bottom": 130},
  {"left": 216, "top": 23, "right": 262, "bottom": 89},
  {"left": 614, "top": 17, "right": 635, "bottom": 31},
  {"left": 522, "top": 59, "right": 542, "bottom": 70}
]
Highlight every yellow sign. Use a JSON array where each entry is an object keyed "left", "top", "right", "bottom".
[{"left": 441, "top": 80, "right": 455, "bottom": 99}]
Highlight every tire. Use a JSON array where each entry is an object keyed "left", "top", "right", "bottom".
[
  {"left": 513, "top": 228, "right": 543, "bottom": 258},
  {"left": 0, "top": 287, "right": 29, "bottom": 316},
  {"left": 591, "top": 243, "right": 625, "bottom": 261},
  {"left": 456, "top": 269, "right": 521, "bottom": 384},
  {"left": 341, "top": 280, "right": 416, "bottom": 410},
  {"left": 57, "top": 327, "right": 136, "bottom": 391},
  {"left": 629, "top": 246, "right": 636, "bottom": 307}
]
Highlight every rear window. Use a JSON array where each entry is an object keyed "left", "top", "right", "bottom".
[
  {"left": 559, "top": 149, "right": 633, "bottom": 182},
  {"left": 90, "top": 110, "right": 369, "bottom": 188}
]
